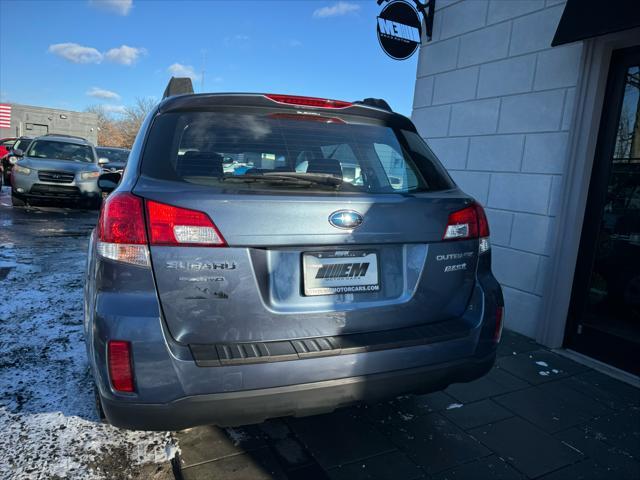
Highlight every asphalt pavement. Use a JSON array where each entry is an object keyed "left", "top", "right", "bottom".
[{"left": 0, "top": 187, "right": 638, "bottom": 480}]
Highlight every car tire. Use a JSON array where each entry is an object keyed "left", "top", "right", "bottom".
[
  {"left": 11, "top": 193, "right": 26, "bottom": 207},
  {"left": 94, "top": 384, "right": 107, "bottom": 423}
]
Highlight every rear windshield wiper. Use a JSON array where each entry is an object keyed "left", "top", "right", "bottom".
[{"left": 221, "top": 172, "right": 343, "bottom": 187}]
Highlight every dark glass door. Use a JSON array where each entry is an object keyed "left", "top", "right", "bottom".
[{"left": 566, "top": 46, "right": 640, "bottom": 375}]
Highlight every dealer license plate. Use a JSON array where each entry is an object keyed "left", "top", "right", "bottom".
[{"left": 302, "top": 250, "right": 380, "bottom": 296}]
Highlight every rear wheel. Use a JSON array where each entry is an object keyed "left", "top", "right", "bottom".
[{"left": 11, "top": 193, "right": 26, "bottom": 207}]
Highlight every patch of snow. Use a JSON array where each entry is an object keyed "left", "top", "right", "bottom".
[
  {"left": 539, "top": 371, "right": 550, "bottom": 376},
  {"left": 446, "top": 403, "right": 464, "bottom": 410},
  {"left": 552, "top": 369, "right": 560, "bottom": 374},
  {"left": 535, "top": 361, "right": 549, "bottom": 367},
  {"left": 225, "top": 427, "right": 250, "bottom": 446},
  {"left": 0, "top": 235, "right": 176, "bottom": 479}
]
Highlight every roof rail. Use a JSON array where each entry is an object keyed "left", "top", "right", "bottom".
[
  {"left": 163, "top": 77, "right": 194, "bottom": 99},
  {"left": 41, "top": 133, "right": 88, "bottom": 141},
  {"left": 353, "top": 98, "right": 393, "bottom": 112}
]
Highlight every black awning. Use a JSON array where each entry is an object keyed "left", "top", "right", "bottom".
[{"left": 552, "top": 0, "right": 640, "bottom": 47}]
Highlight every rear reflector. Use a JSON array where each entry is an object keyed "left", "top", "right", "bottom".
[
  {"left": 494, "top": 306, "right": 504, "bottom": 342},
  {"left": 264, "top": 94, "right": 352, "bottom": 109},
  {"left": 108, "top": 340, "right": 135, "bottom": 393},
  {"left": 145, "top": 200, "right": 226, "bottom": 246},
  {"left": 97, "top": 192, "right": 150, "bottom": 266},
  {"left": 443, "top": 202, "right": 491, "bottom": 246}
]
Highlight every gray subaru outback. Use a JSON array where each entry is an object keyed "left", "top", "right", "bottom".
[{"left": 84, "top": 93, "right": 504, "bottom": 430}]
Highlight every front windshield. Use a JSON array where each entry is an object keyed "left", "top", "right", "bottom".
[
  {"left": 97, "top": 148, "right": 129, "bottom": 163},
  {"left": 26, "top": 140, "right": 95, "bottom": 163}
]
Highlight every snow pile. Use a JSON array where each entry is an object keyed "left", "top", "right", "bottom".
[{"left": 0, "top": 234, "right": 177, "bottom": 479}]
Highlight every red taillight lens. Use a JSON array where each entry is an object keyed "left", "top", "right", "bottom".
[
  {"left": 494, "top": 306, "right": 504, "bottom": 342},
  {"left": 108, "top": 340, "right": 134, "bottom": 393},
  {"left": 145, "top": 200, "right": 226, "bottom": 246},
  {"left": 476, "top": 203, "right": 490, "bottom": 237},
  {"left": 98, "top": 192, "right": 147, "bottom": 244},
  {"left": 264, "top": 94, "right": 352, "bottom": 109},
  {"left": 443, "top": 202, "right": 490, "bottom": 241}
]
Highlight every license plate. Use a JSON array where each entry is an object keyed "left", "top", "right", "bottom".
[{"left": 302, "top": 251, "right": 380, "bottom": 296}]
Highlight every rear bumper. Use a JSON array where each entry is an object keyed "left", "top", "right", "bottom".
[{"left": 100, "top": 350, "right": 495, "bottom": 430}]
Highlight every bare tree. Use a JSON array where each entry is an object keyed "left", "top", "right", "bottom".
[
  {"left": 119, "top": 97, "right": 156, "bottom": 147},
  {"left": 85, "top": 97, "right": 156, "bottom": 148}
]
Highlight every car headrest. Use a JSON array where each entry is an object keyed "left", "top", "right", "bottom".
[
  {"left": 177, "top": 151, "right": 223, "bottom": 177},
  {"left": 307, "top": 158, "right": 343, "bottom": 178}
]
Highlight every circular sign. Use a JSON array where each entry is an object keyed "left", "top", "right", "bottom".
[{"left": 377, "top": 0, "right": 422, "bottom": 60}]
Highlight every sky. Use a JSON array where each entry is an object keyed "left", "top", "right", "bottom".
[{"left": 0, "top": 0, "right": 419, "bottom": 116}]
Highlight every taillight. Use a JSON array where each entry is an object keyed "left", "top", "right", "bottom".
[
  {"left": 443, "top": 202, "right": 491, "bottom": 254},
  {"left": 97, "top": 192, "right": 150, "bottom": 266},
  {"left": 145, "top": 200, "right": 226, "bottom": 246},
  {"left": 494, "top": 306, "right": 504, "bottom": 342},
  {"left": 443, "top": 205, "right": 478, "bottom": 240},
  {"left": 108, "top": 340, "right": 135, "bottom": 393},
  {"left": 264, "top": 94, "right": 352, "bottom": 109}
]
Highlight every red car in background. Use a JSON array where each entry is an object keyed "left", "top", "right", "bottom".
[
  {"left": 0, "top": 138, "right": 17, "bottom": 187},
  {"left": 0, "top": 137, "right": 17, "bottom": 158}
]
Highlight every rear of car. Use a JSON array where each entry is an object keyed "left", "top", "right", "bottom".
[
  {"left": 2, "top": 136, "right": 33, "bottom": 184},
  {"left": 0, "top": 137, "right": 17, "bottom": 158},
  {"left": 85, "top": 94, "right": 504, "bottom": 430},
  {"left": 11, "top": 135, "right": 102, "bottom": 208}
]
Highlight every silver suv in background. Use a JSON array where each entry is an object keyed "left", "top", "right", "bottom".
[
  {"left": 11, "top": 134, "right": 102, "bottom": 208},
  {"left": 85, "top": 93, "right": 504, "bottom": 430}
]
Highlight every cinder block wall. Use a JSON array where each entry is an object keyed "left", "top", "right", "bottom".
[
  {"left": 8, "top": 104, "right": 99, "bottom": 145},
  {"left": 411, "top": 0, "right": 582, "bottom": 337}
]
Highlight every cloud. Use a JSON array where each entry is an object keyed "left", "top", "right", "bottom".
[
  {"left": 167, "top": 63, "right": 201, "bottom": 81},
  {"left": 48, "top": 43, "right": 103, "bottom": 64},
  {"left": 86, "top": 87, "right": 121, "bottom": 101},
  {"left": 289, "top": 39, "right": 303, "bottom": 47},
  {"left": 104, "top": 45, "right": 146, "bottom": 65},
  {"left": 88, "top": 0, "right": 133, "bottom": 16},
  {"left": 101, "top": 104, "right": 127, "bottom": 114},
  {"left": 313, "top": 2, "right": 360, "bottom": 18}
]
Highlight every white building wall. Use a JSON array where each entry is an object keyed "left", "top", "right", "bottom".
[{"left": 411, "top": 0, "right": 582, "bottom": 338}]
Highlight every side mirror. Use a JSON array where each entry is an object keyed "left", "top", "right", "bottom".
[
  {"left": 97, "top": 172, "right": 121, "bottom": 193},
  {"left": 13, "top": 149, "right": 24, "bottom": 157},
  {"left": 98, "top": 157, "right": 110, "bottom": 165}
]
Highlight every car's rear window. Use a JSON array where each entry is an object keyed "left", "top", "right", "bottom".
[
  {"left": 97, "top": 148, "right": 129, "bottom": 163},
  {"left": 141, "top": 111, "right": 453, "bottom": 194}
]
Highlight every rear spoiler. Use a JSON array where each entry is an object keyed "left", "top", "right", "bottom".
[{"left": 163, "top": 77, "right": 194, "bottom": 99}]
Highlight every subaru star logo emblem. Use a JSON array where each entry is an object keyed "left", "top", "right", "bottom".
[{"left": 329, "top": 210, "right": 363, "bottom": 230}]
